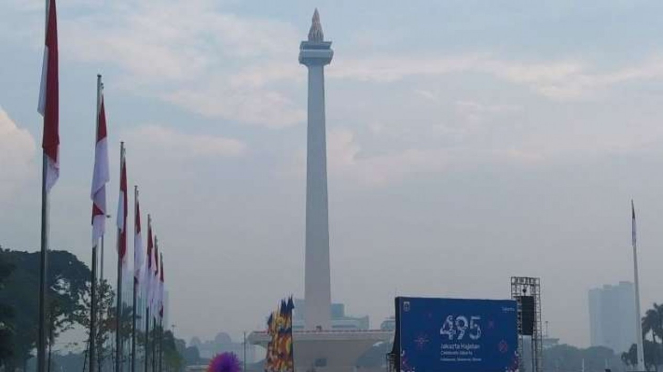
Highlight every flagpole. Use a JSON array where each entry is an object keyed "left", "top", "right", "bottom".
[
  {"left": 88, "top": 73, "right": 104, "bottom": 372},
  {"left": 144, "top": 306, "right": 150, "bottom": 372},
  {"left": 145, "top": 214, "right": 152, "bottom": 372},
  {"left": 38, "top": 133, "right": 50, "bottom": 372},
  {"left": 131, "top": 185, "right": 138, "bottom": 372},
  {"left": 632, "top": 200, "right": 645, "bottom": 370},
  {"left": 116, "top": 142, "right": 125, "bottom": 372},
  {"left": 97, "top": 230, "right": 104, "bottom": 372},
  {"left": 152, "top": 237, "right": 158, "bottom": 372},
  {"left": 158, "top": 318, "right": 163, "bottom": 372},
  {"left": 89, "top": 233, "right": 97, "bottom": 372},
  {"left": 37, "top": 1, "right": 51, "bottom": 371},
  {"left": 152, "top": 317, "right": 157, "bottom": 372}
]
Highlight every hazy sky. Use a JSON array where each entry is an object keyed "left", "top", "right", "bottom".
[{"left": 3, "top": 0, "right": 663, "bottom": 348}]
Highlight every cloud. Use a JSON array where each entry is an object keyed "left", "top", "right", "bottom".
[
  {"left": 323, "top": 127, "right": 568, "bottom": 186},
  {"left": 329, "top": 55, "right": 486, "bottom": 83},
  {"left": 331, "top": 54, "right": 663, "bottom": 101},
  {"left": 63, "top": 0, "right": 298, "bottom": 81},
  {"left": 0, "top": 106, "right": 37, "bottom": 198},
  {"left": 123, "top": 125, "right": 247, "bottom": 158},
  {"left": 165, "top": 81, "right": 305, "bottom": 129},
  {"left": 56, "top": 0, "right": 304, "bottom": 128},
  {"left": 326, "top": 128, "right": 449, "bottom": 186},
  {"left": 453, "top": 100, "right": 522, "bottom": 127}
]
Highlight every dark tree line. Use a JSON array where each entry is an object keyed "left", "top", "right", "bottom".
[
  {"left": 0, "top": 247, "right": 185, "bottom": 371},
  {"left": 0, "top": 248, "right": 90, "bottom": 370},
  {"left": 621, "top": 303, "right": 663, "bottom": 371}
]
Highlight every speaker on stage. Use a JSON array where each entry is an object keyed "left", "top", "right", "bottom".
[{"left": 519, "top": 295, "right": 535, "bottom": 336}]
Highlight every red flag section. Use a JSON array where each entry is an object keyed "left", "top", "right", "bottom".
[
  {"left": 146, "top": 216, "right": 154, "bottom": 301},
  {"left": 134, "top": 189, "right": 143, "bottom": 284},
  {"left": 151, "top": 237, "right": 160, "bottom": 315},
  {"left": 117, "top": 150, "right": 128, "bottom": 266},
  {"left": 159, "top": 254, "right": 164, "bottom": 318}
]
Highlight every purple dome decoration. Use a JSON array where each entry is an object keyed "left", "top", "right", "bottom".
[{"left": 208, "top": 352, "right": 241, "bottom": 372}]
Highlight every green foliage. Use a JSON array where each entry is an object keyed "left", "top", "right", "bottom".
[
  {"left": 71, "top": 278, "right": 115, "bottom": 370},
  {"left": 0, "top": 248, "right": 90, "bottom": 369},
  {"left": 621, "top": 341, "right": 661, "bottom": 370},
  {"left": 543, "top": 344, "right": 622, "bottom": 372},
  {"left": 162, "top": 329, "right": 184, "bottom": 371},
  {"left": 183, "top": 344, "right": 202, "bottom": 366},
  {"left": 622, "top": 302, "right": 663, "bottom": 371},
  {"left": 0, "top": 250, "right": 15, "bottom": 367}
]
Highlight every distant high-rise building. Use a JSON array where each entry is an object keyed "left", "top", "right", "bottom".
[{"left": 588, "top": 281, "right": 636, "bottom": 353}]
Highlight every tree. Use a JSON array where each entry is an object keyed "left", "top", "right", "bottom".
[
  {"left": 0, "top": 250, "right": 15, "bottom": 367},
  {"left": 183, "top": 345, "right": 201, "bottom": 366},
  {"left": 622, "top": 340, "right": 661, "bottom": 371},
  {"left": 542, "top": 344, "right": 622, "bottom": 372},
  {"left": 161, "top": 330, "right": 184, "bottom": 372},
  {"left": 643, "top": 306, "right": 662, "bottom": 371},
  {"left": 71, "top": 278, "right": 115, "bottom": 372},
  {"left": 0, "top": 249, "right": 90, "bottom": 371}
]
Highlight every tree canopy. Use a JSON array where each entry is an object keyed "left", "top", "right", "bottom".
[{"left": 0, "top": 248, "right": 90, "bottom": 370}]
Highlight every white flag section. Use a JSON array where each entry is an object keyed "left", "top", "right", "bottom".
[
  {"left": 134, "top": 189, "right": 144, "bottom": 284},
  {"left": 38, "top": 49, "right": 48, "bottom": 115},
  {"left": 91, "top": 93, "right": 109, "bottom": 245}
]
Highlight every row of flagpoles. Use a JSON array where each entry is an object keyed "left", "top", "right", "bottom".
[{"left": 37, "top": 1, "right": 168, "bottom": 372}]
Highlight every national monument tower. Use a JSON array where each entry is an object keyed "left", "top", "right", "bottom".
[
  {"left": 300, "top": 8, "right": 333, "bottom": 331},
  {"left": 249, "top": 10, "right": 392, "bottom": 372}
]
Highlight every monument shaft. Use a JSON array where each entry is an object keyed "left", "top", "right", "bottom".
[
  {"left": 305, "top": 64, "right": 331, "bottom": 330},
  {"left": 300, "top": 9, "right": 333, "bottom": 331}
]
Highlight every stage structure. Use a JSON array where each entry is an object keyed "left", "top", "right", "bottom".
[
  {"left": 511, "top": 277, "right": 543, "bottom": 372},
  {"left": 249, "top": 10, "right": 392, "bottom": 372}
]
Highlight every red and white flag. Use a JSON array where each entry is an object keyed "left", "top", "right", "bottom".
[
  {"left": 117, "top": 148, "right": 128, "bottom": 272},
  {"left": 91, "top": 88, "right": 109, "bottom": 246},
  {"left": 134, "top": 188, "right": 144, "bottom": 286},
  {"left": 145, "top": 216, "right": 153, "bottom": 308},
  {"left": 159, "top": 253, "right": 164, "bottom": 318},
  {"left": 38, "top": 0, "right": 59, "bottom": 192},
  {"left": 151, "top": 238, "right": 160, "bottom": 315}
]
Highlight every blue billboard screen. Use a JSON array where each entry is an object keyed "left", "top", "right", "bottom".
[{"left": 395, "top": 297, "right": 519, "bottom": 372}]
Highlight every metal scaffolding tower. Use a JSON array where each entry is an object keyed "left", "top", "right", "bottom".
[{"left": 511, "top": 276, "right": 543, "bottom": 372}]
